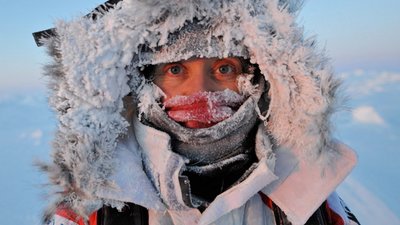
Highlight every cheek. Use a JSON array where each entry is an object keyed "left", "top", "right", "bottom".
[{"left": 222, "top": 80, "right": 240, "bottom": 93}]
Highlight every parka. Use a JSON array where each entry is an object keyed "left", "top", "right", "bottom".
[{"left": 34, "top": 0, "right": 359, "bottom": 224}]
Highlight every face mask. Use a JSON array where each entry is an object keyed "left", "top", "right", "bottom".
[{"left": 163, "top": 90, "right": 245, "bottom": 128}]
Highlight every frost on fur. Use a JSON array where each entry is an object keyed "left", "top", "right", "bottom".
[
  {"left": 136, "top": 82, "right": 166, "bottom": 121},
  {"left": 39, "top": 0, "right": 343, "bottom": 219}
]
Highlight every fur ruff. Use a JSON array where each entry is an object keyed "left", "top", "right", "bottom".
[{"left": 39, "top": 0, "right": 343, "bottom": 221}]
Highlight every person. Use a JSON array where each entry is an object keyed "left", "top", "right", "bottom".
[{"left": 33, "top": 0, "right": 361, "bottom": 224}]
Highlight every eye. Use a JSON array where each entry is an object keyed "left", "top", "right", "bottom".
[
  {"left": 218, "top": 64, "right": 235, "bottom": 74},
  {"left": 168, "top": 65, "right": 183, "bottom": 75}
]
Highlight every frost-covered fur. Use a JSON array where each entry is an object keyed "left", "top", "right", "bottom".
[{"left": 40, "top": 0, "right": 343, "bottom": 221}]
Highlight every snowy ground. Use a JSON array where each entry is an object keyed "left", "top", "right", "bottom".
[
  {"left": 0, "top": 69, "right": 399, "bottom": 225},
  {"left": 333, "top": 69, "right": 400, "bottom": 224}
]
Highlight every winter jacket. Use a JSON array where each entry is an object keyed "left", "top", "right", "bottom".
[
  {"left": 45, "top": 113, "right": 359, "bottom": 225},
  {"left": 34, "top": 0, "right": 359, "bottom": 225},
  {"left": 49, "top": 193, "right": 359, "bottom": 225}
]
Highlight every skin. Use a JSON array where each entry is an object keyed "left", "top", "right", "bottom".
[{"left": 153, "top": 57, "right": 244, "bottom": 128}]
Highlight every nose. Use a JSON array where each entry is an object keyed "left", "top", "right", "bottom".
[
  {"left": 176, "top": 58, "right": 221, "bottom": 95},
  {"left": 182, "top": 71, "right": 218, "bottom": 95}
]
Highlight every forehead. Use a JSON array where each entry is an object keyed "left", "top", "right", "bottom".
[{"left": 155, "top": 57, "right": 244, "bottom": 67}]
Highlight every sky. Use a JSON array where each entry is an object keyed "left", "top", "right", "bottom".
[
  {"left": 0, "top": 0, "right": 399, "bottom": 95},
  {"left": 299, "top": 1, "right": 400, "bottom": 72}
]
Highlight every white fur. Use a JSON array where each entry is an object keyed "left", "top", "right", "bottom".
[{"left": 40, "top": 0, "right": 345, "bottom": 222}]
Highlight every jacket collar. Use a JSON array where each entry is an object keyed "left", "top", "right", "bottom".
[
  {"left": 263, "top": 141, "right": 357, "bottom": 225},
  {"left": 96, "top": 116, "right": 356, "bottom": 225}
]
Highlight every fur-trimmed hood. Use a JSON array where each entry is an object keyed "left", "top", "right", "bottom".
[{"left": 38, "top": 0, "right": 356, "bottom": 224}]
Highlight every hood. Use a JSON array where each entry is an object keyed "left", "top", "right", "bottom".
[{"left": 38, "top": 0, "right": 345, "bottom": 220}]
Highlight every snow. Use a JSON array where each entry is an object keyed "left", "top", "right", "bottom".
[
  {"left": 338, "top": 176, "right": 400, "bottom": 225},
  {"left": 333, "top": 69, "right": 400, "bottom": 224},
  {"left": 164, "top": 89, "right": 244, "bottom": 108},
  {"left": 0, "top": 92, "right": 54, "bottom": 225},
  {"left": 167, "top": 105, "right": 233, "bottom": 124},
  {"left": 164, "top": 90, "right": 245, "bottom": 123}
]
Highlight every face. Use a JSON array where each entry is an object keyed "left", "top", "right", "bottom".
[
  {"left": 152, "top": 57, "right": 243, "bottom": 101},
  {"left": 152, "top": 57, "right": 245, "bottom": 128}
]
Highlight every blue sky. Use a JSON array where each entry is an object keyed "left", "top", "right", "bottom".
[
  {"left": 299, "top": 1, "right": 400, "bottom": 71},
  {"left": 0, "top": 0, "right": 399, "bottom": 93}
]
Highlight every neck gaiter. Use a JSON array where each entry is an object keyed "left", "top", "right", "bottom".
[{"left": 139, "top": 76, "right": 266, "bottom": 207}]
